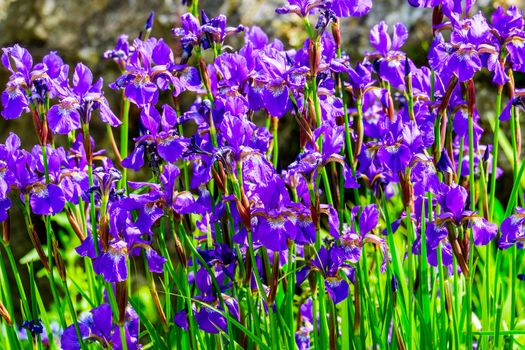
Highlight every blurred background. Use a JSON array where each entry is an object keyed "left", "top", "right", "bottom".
[{"left": 0, "top": 0, "right": 522, "bottom": 313}]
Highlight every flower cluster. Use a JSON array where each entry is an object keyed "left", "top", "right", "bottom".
[{"left": 0, "top": 0, "right": 524, "bottom": 349}]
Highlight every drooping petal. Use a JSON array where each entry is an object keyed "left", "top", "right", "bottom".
[
  {"left": 471, "top": 217, "right": 498, "bottom": 246},
  {"left": 499, "top": 214, "right": 525, "bottom": 249},
  {"left": 30, "top": 183, "right": 65, "bottom": 216},
  {"left": 93, "top": 240, "right": 128, "bottom": 282},
  {"left": 359, "top": 204, "right": 379, "bottom": 235},
  {"left": 146, "top": 249, "right": 167, "bottom": 274},
  {"left": 122, "top": 145, "right": 145, "bottom": 172},
  {"left": 47, "top": 99, "right": 81, "bottom": 134},
  {"left": 1, "top": 87, "right": 28, "bottom": 119}
]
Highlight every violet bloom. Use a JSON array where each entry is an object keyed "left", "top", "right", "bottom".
[
  {"left": 48, "top": 63, "right": 120, "bottom": 134},
  {"left": 428, "top": 11, "right": 495, "bottom": 83},
  {"left": 249, "top": 48, "right": 296, "bottom": 117},
  {"left": 103, "top": 35, "right": 130, "bottom": 70},
  {"left": 1, "top": 45, "right": 64, "bottom": 119},
  {"left": 29, "top": 183, "right": 65, "bottom": 216},
  {"left": 374, "top": 118, "right": 415, "bottom": 180},
  {"left": 327, "top": 0, "right": 372, "bottom": 17},
  {"left": 275, "top": 0, "right": 323, "bottom": 17},
  {"left": 288, "top": 122, "right": 358, "bottom": 188},
  {"left": 122, "top": 104, "right": 189, "bottom": 172},
  {"left": 75, "top": 167, "right": 168, "bottom": 282},
  {"left": 173, "top": 12, "right": 243, "bottom": 60},
  {"left": 438, "top": 185, "right": 497, "bottom": 245},
  {"left": 250, "top": 177, "right": 302, "bottom": 251},
  {"left": 491, "top": 6, "right": 525, "bottom": 72},
  {"left": 0, "top": 133, "right": 21, "bottom": 220},
  {"left": 311, "top": 246, "right": 354, "bottom": 304},
  {"left": 408, "top": 0, "right": 474, "bottom": 18},
  {"left": 276, "top": 0, "right": 371, "bottom": 18},
  {"left": 295, "top": 299, "right": 314, "bottom": 350},
  {"left": 61, "top": 303, "right": 140, "bottom": 350},
  {"left": 367, "top": 21, "right": 413, "bottom": 88},
  {"left": 333, "top": 204, "right": 385, "bottom": 267},
  {"left": 500, "top": 89, "right": 525, "bottom": 122},
  {"left": 499, "top": 207, "right": 525, "bottom": 249},
  {"left": 175, "top": 266, "right": 239, "bottom": 334},
  {"left": 111, "top": 37, "right": 200, "bottom": 107},
  {"left": 413, "top": 222, "right": 454, "bottom": 268}
]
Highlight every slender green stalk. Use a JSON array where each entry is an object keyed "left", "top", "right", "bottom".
[
  {"left": 489, "top": 86, "right": 503, "bottom": 220},
  {"left": 119, "top": 96, "right": 130, "bottom": 190}
]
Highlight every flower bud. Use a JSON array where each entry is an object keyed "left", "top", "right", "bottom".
[
  {"left": 399, "top": 173, "right": 414, "bottom": 214},
  {"left": 99, "top": 212, "right": 109, "bottom": 251},
  {"left": 52, "top": 240, "right": 67, "bottom": 281},
  {"left": 236, "top": 190, "right": 251, "bottom": 229},
  {"left": 331, "top": 20, "right": 341, "bottom": 50},
  {"left": 432, "top": 5, "right": 444, "bottom": 35},
  {"left": 199, "top": 58, "right": 212, "bottom": 94},
  {"left": 66, "top": 209, "right": 85, "bottom": 242},
  {"left": 309, "top": 40, "right": 321, "bottom": 78},
  {"left": 148, "top": 271, "right": 168, "bottom": 328},
  {"left": 116, "top": 281, "right": 128, "bottom": 326},
  {"left": 0, "top": 301, "right": 11, "bottom": 326},
  {"left": 2, "top": 214, "right": 9, "bottom": 245},
  {"left": 466, "top": 80, "right": 476, "bottom": 119},
  {"left": 267, "top": 252, "right": 280, "bottom": 306}
]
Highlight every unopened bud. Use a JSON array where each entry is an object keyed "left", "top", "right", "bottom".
[
  {"left": 2, "top": 214, "right": 9, "bottom": 244},
  {"left": 466, "top": 80, "right": 476, "bottom": 118},
  {"left": 309, "top": 40, "right": 321, "bottom": 78},
  {"left": 66, "top": 209, "right": 85, "bottom": 242},
  {"left": 432, "top": 6, "right": 444, "bottom": 35},
  {"left": 52, "top": 240, "right": 67, "bottom": 281},
  {"left": 0, "top": 301, "right": 11, "bottom": 326},
  {"left": 267, "top": 252, "right": 280, "bottom": 306},
  {"left": 116, "top": 281, "right": 128, "bottom": 326},
  {"left": 331, "top": 20, "right": 341, "bottom": 50},
  {"left": 199, "top": 58, "right": 212, "bottom": 94}
]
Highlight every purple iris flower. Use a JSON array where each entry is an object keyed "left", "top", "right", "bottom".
[
  {"left": 310, "top": 246, "right": 354, "bottom": 304},
  {"left": 104, "top": 35, "right": 130, "bottom": 70},
  {"left": 122, "top": 104, "right": 189, "bottom": 172},
  {"left": 499, "top": 207, "right": 525, "bottom": 249},
  {"left": 490, "top": 6, "right": 525, "bottom": 73},
  {"left": 438, "top": 185, "right": 497, "bottom": 245},
  {"left": 295, "top": 299, "right": 314, "bottom": 350},
  {"left": 288, "top": 122, "right": 359, "bottom": 188},
  {"left": 276, "top": 0, "right": 371, "bottom": 17},
  {"left": 367, "top": 21, "right": 413, "bottom": 88},
  {"left": 175, "top": 265, "right": 240, "bottom": 334},
  {"left": 61, "top": 303, "right": 140, "bottom": 350},
  {"left": 29, "top": 183, "right": 65, "bottom": 216},
  {"left": 74, "top": 167, "right": 168, "bottom": 282},
  {"left": 327, "top": 0, "right": 372, "bottom": 17},
  {"left": 500, "top": 89, "right": 525, "bottom": 122},
  {"left": 1, "top": 45, "right": 64, "bottom": 119},
  {"left": 331, "top": 205, "right": 388, "bottom": 272},
  {"left": 249, "top": 48, "right": 296, "bottom": 117},
  {"left": 408, "top": 0, "right": 474, "bottom": 19},
  {"left": 413, "top": 221, "right": 454, "bottom": 268},
  {"left": 275, "top": 0, "right": 324, "bottom": 17},
  {"left": 111, "top": 37, "right": 200, "bottom": 107},
  {"left": 173, "top": 12, "right": 244, "bottom": 60},
  {"left": 250, "top": 177, "right": 301, "bottom": 251},
  {"left": 48, "top": 63, "right": 120, "bottom": 134}
]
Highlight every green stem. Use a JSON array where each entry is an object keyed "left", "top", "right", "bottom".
[
  {"left": 489, "top": 86, "right": 503, "bottom": 220},
  {"left": 119, "top": 97, "right": 130, "bottom": 190}
]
